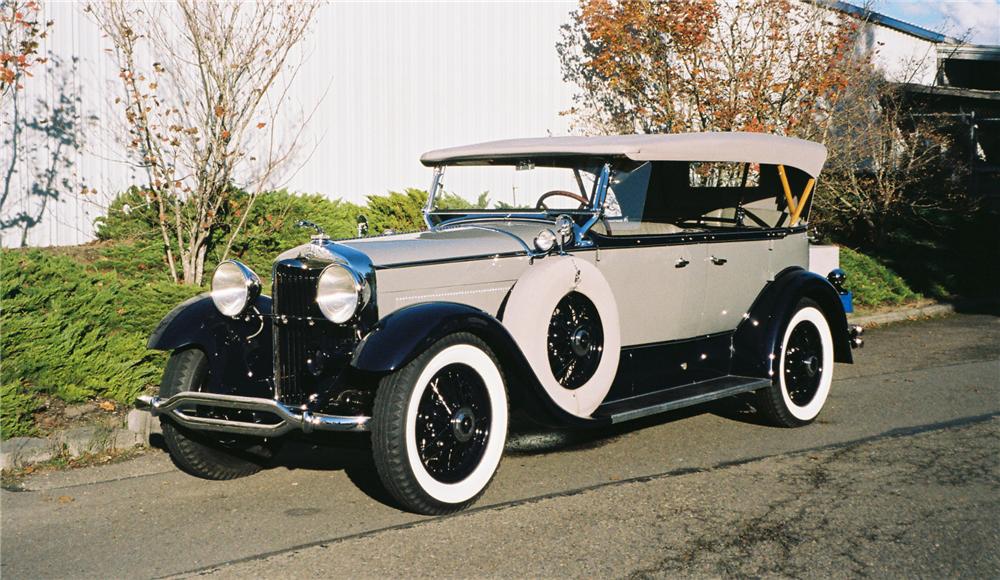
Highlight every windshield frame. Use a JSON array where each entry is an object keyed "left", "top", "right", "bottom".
[{"left": 423, "top": 159, "right": 613, "bottom": 231}]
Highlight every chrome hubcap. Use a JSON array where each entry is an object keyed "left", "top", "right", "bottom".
[
  {"left": 570, "top": 328, "right": 592, "bottom": 357},
  {"left": 451, "top": 407, "right": 477, "bottom": 443}
]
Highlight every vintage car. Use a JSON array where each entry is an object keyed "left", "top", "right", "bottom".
[{"left": 137, "top": 132, "right": 863, "bottom": 515}]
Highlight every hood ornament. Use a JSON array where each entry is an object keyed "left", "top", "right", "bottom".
[{"left": 296, "top": 220, "right": 329, "bottom": 243}]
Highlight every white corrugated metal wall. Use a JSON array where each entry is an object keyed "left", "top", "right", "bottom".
[
  {"left": 1, "top": 1, "right": 578, "bottom": 248},
  {"left": 0, "top": 1, "right": 941, "bottom": 248}
]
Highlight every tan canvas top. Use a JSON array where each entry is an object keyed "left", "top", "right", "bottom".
[{"left": 421, "top": 132, "right": 827, "bottom": 177}]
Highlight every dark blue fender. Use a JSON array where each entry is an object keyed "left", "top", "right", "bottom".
[
  {"left": 351, "top": 302, "right": 601, "bottom": 429},
  {"left": 148, "top": 293, "right": 274, "bottom": 398},
  {"left": 732, "top": 267, "right": 853, "bottom": 379}
]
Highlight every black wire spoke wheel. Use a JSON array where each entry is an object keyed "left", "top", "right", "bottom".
[
  {"left": 159, "top": 349, "right": 271, "bottom": 480},
  {"left": 547, "top": 291, "right": 604, "bottom": 389},
  {"left": 415, "top": 363, "right": 492, "bottom": 484},
  {"left": 783, "top": 320, "right": 824, "bottom": 406}
]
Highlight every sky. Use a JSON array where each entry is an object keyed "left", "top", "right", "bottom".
[{"left": 852, "top": 0, "right": 1000, "bottom": 44}]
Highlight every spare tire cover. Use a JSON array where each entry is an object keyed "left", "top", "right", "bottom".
[{"left": 501, "top": 256, "right": 620, "bottom": 417}]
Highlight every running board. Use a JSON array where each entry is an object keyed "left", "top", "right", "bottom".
[{"left": 594, "top": 375, "right": 772, "bottom": 424}]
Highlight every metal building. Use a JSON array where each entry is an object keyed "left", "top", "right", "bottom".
[
  {"left": 1, "top": 2, "right": 578, "bottom": 247},
  {"left": 2, "top": 1, "right": 995, "bottom": 248}
]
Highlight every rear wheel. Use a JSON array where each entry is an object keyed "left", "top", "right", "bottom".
[
  {"left": 372, "top": 333, "right": 509, "bottom": 515},
  {"left": 756, "top": 299, "right": 834, "bottom": 427},
  {"left": 160, "top": 349, "right": 275, "bottom": 480}
]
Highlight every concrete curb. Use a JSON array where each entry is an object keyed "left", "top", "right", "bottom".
[
  {"left": 0, "top": 424, "right": 150, "bottom": 471},
  {"left": 0, "top": 407, "right": 168, "bottom": 471},
  {"left": 126, "top": 408, "right": 163, "bottom": 440},
  {"left": 848, "top": 303, "right": 956, "bottom": 327}
]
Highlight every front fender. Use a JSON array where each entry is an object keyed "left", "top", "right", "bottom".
[
  {"left": 732, "top": 267, "right": 853, "bottom": 379},
  {"left": 351, "top": 301, "right": 602, "bottom": 429},
  {"left": 351, "top": 302, "right": 505, "bottom": 373},
  {"left": 148, "top": 293, "right": 274, "bottom": 396}
]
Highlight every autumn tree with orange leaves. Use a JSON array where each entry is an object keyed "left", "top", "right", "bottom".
[
  {"left": 558, "top": 0, "right": 974, "bottom": 248},
  {"left": 557, "top": 0, "right": 863, "bottom": 140},
  {"left": 1, "top": 0, "right": 52, "bottom": 98}
]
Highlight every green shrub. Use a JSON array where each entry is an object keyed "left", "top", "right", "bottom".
[
  {"left": 1, "top": 247, "right": 201, "bottom": 419},
  {"left": 1, "top": 380, "right": 39, "bottom": 438},
  {"left": 1, "top": 187, "right": 438, "bottom": 437},
  {"left": 94, "top": 188, "right": 438, "bottom": 279},
  {"left": 219, "top": 190, "right": 364, "bottom": 274},
  {"left": 362, "top": 189, "right": 428, "bottom": 235},
  {"left": 359, "top": 188, "right": 489, "bottom": 233},
  {"left": 94, "top": 187, "right": 163, "bottom": 244},
  {"left": 840, "top": 246, "right": 920, "bottom": 308}
]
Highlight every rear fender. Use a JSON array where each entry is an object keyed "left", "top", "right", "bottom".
[
  {"left": 732, "top": 267, "right": 853, "bottom": 379},
  {"left": 148, "top": 293, "right": 274, "bottom": 397},
  {"left": 351, "top": 301, "right": 601, "bottom": 429}
]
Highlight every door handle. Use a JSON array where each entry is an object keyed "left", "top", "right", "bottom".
[
  {"left": 675, "top": 258, "right": 690, "bottom": 268},
  {"left": 710, "top": 255, "right": 727, "bottom": 265}
]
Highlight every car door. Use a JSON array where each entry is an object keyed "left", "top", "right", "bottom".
[
  {"left": 698, "top": 238, "right": 773, "bottom": 335},
  {"left": 585, "top": 160, "right": 709, "bottom": 345},
  {"left": 584, "top": 240, "right": 707, "bottom": 346}
]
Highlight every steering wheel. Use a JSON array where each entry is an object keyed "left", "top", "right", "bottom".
[{"left": 535, "top": 190, "right": 590, "bottom": 210}]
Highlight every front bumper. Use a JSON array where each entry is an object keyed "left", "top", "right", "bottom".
[{"left": 135, "top": 392, "right": 370, "bottom": 437}]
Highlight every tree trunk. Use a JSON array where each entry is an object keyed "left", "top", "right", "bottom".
[
  {"left": 193, "top": 240, "right": 208, "bottom": 286},
  {"left": 180, "top": 243, "right": 196, "bottom": 286}
]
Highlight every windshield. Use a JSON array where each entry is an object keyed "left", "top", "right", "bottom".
[{"left": 428, "top": 161, "right": 602, "bottom": 214}]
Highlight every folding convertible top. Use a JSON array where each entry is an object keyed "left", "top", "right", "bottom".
[{"left": 421, "top": 132, "right": 827, "bottom": 178}]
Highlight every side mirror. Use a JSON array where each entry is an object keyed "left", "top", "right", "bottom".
[{"left": 356, "top": 214, "right": 369, "bottom": 238}]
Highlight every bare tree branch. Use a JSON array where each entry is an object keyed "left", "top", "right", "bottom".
[{"left": 87, "top": 0, "right": 318, "bottom": 285}]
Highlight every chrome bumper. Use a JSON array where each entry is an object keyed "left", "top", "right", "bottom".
[{"left": 135, "top": 392, "right": 370, "bottom": 437}]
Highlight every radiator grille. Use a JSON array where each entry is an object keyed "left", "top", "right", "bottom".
[
  {"left": 273, "top": 265, "right": 322, "bottom": 319},
  {"left": 273, "top": 264, "right": 318, "bottom": 406},
  {"left": 272, "top": 262, "right": 359, "bottom": 407}
]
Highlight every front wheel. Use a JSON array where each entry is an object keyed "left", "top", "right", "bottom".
[
  {"left": 372, "top": 333, "right": 509, "bottom": 515},
  {"left": 159, "top": 349, "right": 276, "bottom": 480},
  {"left": 755, "top": 299, "right": 835, "bottom": 427}
]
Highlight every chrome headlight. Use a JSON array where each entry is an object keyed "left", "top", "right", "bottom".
[
  {"left": 211, "top": 260, "right": 261, "bottom": 317},
  {"left": 316, "top": 263, "right": 365, "bottom": 323}
]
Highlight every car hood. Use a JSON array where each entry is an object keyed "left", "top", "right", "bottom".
[{"left": 275, "top": 220, "right": 550, "bottom": 269}]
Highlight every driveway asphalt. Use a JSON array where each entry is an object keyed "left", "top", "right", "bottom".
[
  {"left": 2, "top": 312, "right": 998, "bottom": 579},
  {"left": 202, "top": 417, "right": 1000, "bottom": 579}
]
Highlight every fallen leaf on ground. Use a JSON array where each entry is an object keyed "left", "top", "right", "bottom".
[
  {"left": 57, "top": 495, "right": 74, "bottom": 504},
  {"left": 99, "top": 401, "right": 116, "bottom": 412}
]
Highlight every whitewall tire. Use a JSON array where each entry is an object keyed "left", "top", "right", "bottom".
[
  {"left": 372, "top": 333, "right": 508, "bottom": 515},
  {"left": 756, "top": 299, "right": 834, "bottom": 427}
]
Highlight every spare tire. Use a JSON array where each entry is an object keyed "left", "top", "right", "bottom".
[{"left": 501, "top": 256, "right": 620, "bottom": 417}]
